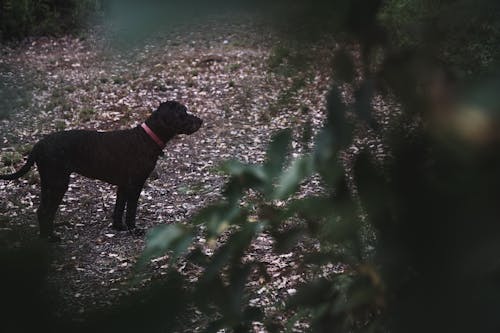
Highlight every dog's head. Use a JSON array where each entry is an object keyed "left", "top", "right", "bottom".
[{"left": 148, "top": 101, "right": 202, "bottom": 138}]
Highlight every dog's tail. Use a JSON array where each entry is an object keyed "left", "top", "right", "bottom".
[{"left": 0, "top": 151, "right": 36, "bottom": 180}]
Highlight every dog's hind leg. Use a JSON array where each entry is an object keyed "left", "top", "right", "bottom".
[
  {"left": 111, "top": 187, "right": 127, "bottom": 230},
  {"left": 37, "top": 171, "right": 70, "bottom": 242}
]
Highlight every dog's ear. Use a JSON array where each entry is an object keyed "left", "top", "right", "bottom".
[
  {"left": 152, "top": 102, "right": 167, "bottom": 117},
  {"left": 152, "top": 101, "right": 181, "bottom": 128},
  {"left": 157, "top": 102, "right": 169, "bottom": 113},
  {"left": 150, "top": 107, "right": 167, "bottom": 127}
]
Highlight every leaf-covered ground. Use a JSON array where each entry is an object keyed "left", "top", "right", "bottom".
[
  {"left": 0, "top": 16, "right": 335, "bottom": 329},
  {"left": 0, "top": 15, "right": 395, "bottom": 331}
]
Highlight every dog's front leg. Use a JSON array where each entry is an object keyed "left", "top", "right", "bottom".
[
  {"left": 111, "top": 187, "right": 127, "bottom": 230},
  {"left": 124, "top": 184, "right": 145, "bottom": 234}
]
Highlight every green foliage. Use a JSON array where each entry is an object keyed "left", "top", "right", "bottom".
[
  {"left": 133, "top": 1, "right": 500, "bottom": 332},
  {"left": 1, "top": 151, "right": 23, "bottom": 166},
  {"left": 138, "top": 224, "right": 194, "bottom": 270},
  {"left": 268, "top": 45, "right": 310, "bottom": 75},
  {"left": 379, "top": 0, "right": 500, "bottom": 76},
  {"left": 137, "top": 126, "right": 368, "bottom": 332},
  {"left": 78, "top": 107, "right": 96, "bottom": 122},
  {"left": 0, "top": 0, "right": 103, "bottom": 40}
]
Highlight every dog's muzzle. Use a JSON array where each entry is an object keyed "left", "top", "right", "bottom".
[{"left": 186, "top": 116, "right": 203, "bottom": 134}]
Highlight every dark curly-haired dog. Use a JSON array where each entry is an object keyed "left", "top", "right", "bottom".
[{"left": 0, "top": 101, "right": 202, "bottom": 241}]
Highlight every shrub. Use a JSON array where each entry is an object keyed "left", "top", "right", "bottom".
[
  {"left": 379, "top": 0, "right": 500, "bottom": 77},
  {"left": 0, "top": 0, "right": 103, "bottom": 41},
  {"left": 135, "top": 1, "right": 500, "bottom": 331}
]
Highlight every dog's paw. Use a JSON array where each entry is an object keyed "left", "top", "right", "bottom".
[{"left": 111, "top": 223, "right": 127, "bottom": 231}]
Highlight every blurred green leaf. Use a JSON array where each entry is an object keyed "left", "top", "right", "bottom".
[
  {"left": 287, "top": 196, "right": 335, "bottom": 221},
  {"left": 200, "top": 265, "right": 256, "bottom": 332},
  {"left": 273, "top": 155, "right": 314, "bottom": 200},
  {"left": 353, "top": 152, "right": 394, "bottom": 233},
  {"left": 314, "top": 127, "right": 337, "bottom": 166},
  {"left": 185, "top": 247, "right": 209, "bottom": 267},
  {"left": 314, "top": 132, "right": 345, "bottom": 188},
  {"left": 326, "top": 86, "right": 353, "bottom": 148},
  {"left": 137, "top": 224, "right": 193, "bottom": 269},
  {"left": 264, "top": 129, "right": 293, "bottom": 179},
  {"left": 354, "top": 79, "right": 377, "bottom": 128},
  {"left": 321, "top": 214, "right": 359, "bottom": 244},
  {"left": 272, "top": 226, "right": 306, "bottom": 253},
  {"left": 191, "top": 203, "right": 245, "bottom": 239},
  {"left": 332, "top": 48, "right": 356, "bottom": 83},
  {"left": 332, "top": 275, "right": 379, "bottom": 314},
  {"left": 463, "top": 72, "right": 500, "bottom": 112},
  {"left": 303, "top": 251, "right": 354, "bottom": 266},
  {"left": 287, "top": 278, "right": 336, "bottom": 308},
  {"left": 222, "top": 160, "right": 269, "bottom": 201},
  {"left": 201, "top": 222, "right": 265, "bottom": 284},
  {"left": 223, "top": 160, "right": 267, "bottom": 180}
]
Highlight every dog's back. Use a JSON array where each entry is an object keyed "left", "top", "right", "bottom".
[{"left": 32, "top": 128, "right": 159, "bottom": 186}]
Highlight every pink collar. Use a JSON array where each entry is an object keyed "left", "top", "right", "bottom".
[{"left": 141, "top": 123, "right": 165, "bottom": 148}]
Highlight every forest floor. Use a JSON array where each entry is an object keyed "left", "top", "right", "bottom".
[{"left": 0, "top": 15, "right": 389, "bottom": 332}]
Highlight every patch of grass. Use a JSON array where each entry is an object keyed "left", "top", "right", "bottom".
[
  {"left": 33, "top": 81, "right": 49, "bottom": 91},
  {"left": 299, "top": 104, "right": 309, "bottom": 114},
  {"left": 221, "top": 104, "right": 232, "bottom": 118},
  {"left": 268, "top": 45, "right": 291, "bottom": 71},
  {"left": 64, "top": 86, "right": 76, "bottom": 93},
  {"left": 291, "top": 75, "right": 306, "bottom": 91},
  {"left": 16, "top": 143, "right": 33, "bottom": 156},
  {"left": 179, "top": 182, "right": 215, "bottom": 196},
  {"left": 62, "top": 110, "right": 73, "bottom": 120},
  {"left": 45, "top": 87, "right": 72, "bottom": 113},
  {"left": 45, "top": 100, "right": 59, "bottom": 113},
  {"left": 0, "top": 166, "right": 12, "bottom": 175},
  {"left": 235, "top": 80, "right": 255, "bottom": 110},
  {"left": 113, "top": 77, "right": 125, "bottom": 85},
  {"left": 79, "top": 107, "right": 95, "bottom": 122},
  {"left": 120, "top": 107, "right": 132, "bottom": 123},
  {"left": 51, "top": 87, "right": 65, "bottom": 99},
  {"left": 268, "top": 75, "right": 309, "bottom": 117},
  {"left": 259, "top": 111, "right": 272, "bottom": 122},
  {"left": 177, "top": 185, "right": 193, "bottom": 195},
  {"left": 268, "top": 44, "right": 312, "bottom": 77},
  {"left": 54, "top": 119, "right": 66, "bottom": 131},
  {"left": 231, "top": 40, "right": 247, "bottom": 48},
  {"left": 229, "top": 63, "right": 242, "bottom": 72},
  {"left": 1, "top": 152, "right": 23, "bottom": 166},
  {"left": 269, "top": 88, "right": 296, "bottom": 116},
  {"left": 156, "top": 84, "right": 168, "bottom": 92},
  {"left": 26, "top": 170, "right": 40, "bottom": 185}
]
